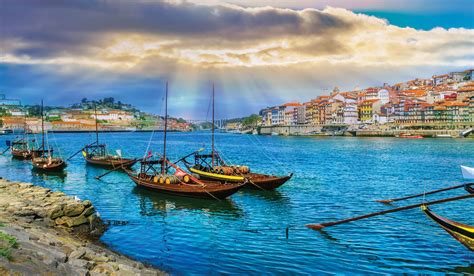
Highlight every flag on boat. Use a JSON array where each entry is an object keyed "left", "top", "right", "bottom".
[
  {"left": 82, "top": 150, "right": 87, "bottom": 157},
  {"left": 116, "top": 149, "right": 122, "bottom": 157},
  {"left": 5, "top": 140, "right": 11, "bottom": 147},
  {"left": 461, "top": 165, "right": 474, "bottom": 179},
  {"left": 147, "top": 150, "right": 153, "bottom": 158}
]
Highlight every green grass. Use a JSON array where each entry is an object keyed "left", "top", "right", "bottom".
[{"left": 0, "top": 232, "right": 18, "bottom": 261}]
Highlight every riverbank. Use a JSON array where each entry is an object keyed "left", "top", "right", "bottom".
[
  {"left": 258, "top": 125, "right": 473, "bottom": 138},
  {"left": 0, "top": 179, "right": 164, "bottom": 275}
]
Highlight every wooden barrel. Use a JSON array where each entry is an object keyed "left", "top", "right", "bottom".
[
  {"left": 159, "top": 176, "right": 165, "bottom": 184},
  {"left": 183, "top": 174, "right": 190, "bottom": 183},
  {"left": 222, "top": 166, "right": 234, "bottom": 175},
  {"left": 153, "top": 176, "right": 159, "bottom": 183},
  {"left": 165, "top": 175, "right": 179, "bottom": 184}
]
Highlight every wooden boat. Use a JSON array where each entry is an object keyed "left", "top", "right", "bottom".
[
  {"left": 11, "top": 140, "right": 33, "bottom": 160},
  {"left": 397, "top": 133, "right": 423, "bottom": 139},
  {"left": 10, "top": 115, "right": 35, "bottom": 160},
  {"left": 126, "top": 82, "right": 244, "bottom": 200},
  {"left": 31, "top": 100, "right": 67, "bottom": 172},
  {"left": 81, "top": 105, "right": 137, "bottom": 169},
  {"left": 422, "top": 206, "right": 473, "bottom": 251},
  {"left": 182, "top": 84, "right": 292, "bottom": 190}
]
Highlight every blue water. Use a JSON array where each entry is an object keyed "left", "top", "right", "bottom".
[{"left": 0, "top": 132, "right": 473, "bottom": 274}]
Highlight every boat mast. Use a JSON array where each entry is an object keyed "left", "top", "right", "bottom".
[
  {"left": 94, "top": 104, "right": 99, "bottom": 145},
  {"left": 162, "top": 82, "right": 168, "bottom": 174},
  {"left": 41, "top": 100, "right": 44, "bottom": 151},
  {"left": 212, "top": 83, "right": 215, "bottom": 167}
]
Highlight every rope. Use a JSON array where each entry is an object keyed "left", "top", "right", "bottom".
[{"left": 245, "top": 134, "right": 291, "bottom": 174}]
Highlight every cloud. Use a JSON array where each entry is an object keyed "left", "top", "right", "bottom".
[{"left": 0, "top": 1, "right": 473, "bottom": 117}]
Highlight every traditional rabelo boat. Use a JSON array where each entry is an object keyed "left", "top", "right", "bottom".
[
  {"left": 31, "top": 101, "right": 67, "bottom": 172},
  {"left": 182, "top": 84, "right": 292, "bottom": 190},
  {"left": 124, "top": 82, "right": 245, "bottom": 200},
  {"left": 422, "top": 206, "right": 473, "bottom": 251},
  {"left": 306, "top": 166, "right": 474, "bottom": 251},
  {"left": 80, "top": 105, "right": 137, "bottom": 169},
  {"left": 9, "top": 114, "right": 37, "bottom": 160}
]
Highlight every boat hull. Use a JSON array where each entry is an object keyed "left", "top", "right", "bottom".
[
  {"left": 244, "top": 173, "right": 293, "bottom": 190},
  {"left": 189, "top": 167, "right": 292, "bottom": 190},
  {"left": 127, "top": 171, "right": 244, "bottom": 200},
  {"left": 422, "top": 206, "right": 474, "bottom": 251},
  {"left": 32, "top": 160, "right": 67, "bottom": 172},
  {"left": 11, "top": 149, "right": 32, "bottom": 160},
  {"left": 85, "top": 157, "right": 137, "bottom": 170}
]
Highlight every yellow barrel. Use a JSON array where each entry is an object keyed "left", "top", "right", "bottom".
[
  {"left": 159, "top": 176, "right": 165, "bottom": 184},
  {"left": 153, "top": 176, "right": 159, "bottom": 183},
  {"left": 183, "top": 174, "right": 190, "bottom": 183}
]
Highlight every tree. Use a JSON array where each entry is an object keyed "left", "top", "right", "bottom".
[{"left": 81, "top": 97, "right": 88, "bottom": 104}]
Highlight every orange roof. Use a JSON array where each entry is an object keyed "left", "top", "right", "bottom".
[
  {"left": 401, "top": 89, "right": 427, "bottom": 97},
  {"left": 442, "top": 101, "right": 469, "bottom": 107},
  {"left": 361, "top": 99, "right": 380, "bottom": 104},
  {"left": 282, "top": 102, "right": 302, "bottom": 107}
]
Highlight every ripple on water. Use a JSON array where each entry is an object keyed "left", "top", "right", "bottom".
[{"left": 0, "top": 133, "right": 473, "bottom": 274}]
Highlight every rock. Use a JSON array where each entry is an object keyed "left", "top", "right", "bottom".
[
  {"left": 83, "top": 200, "right": 92, "bottom": 208},
  {"left": 82, "top": 206, "right": 95, "bottom": 217},
  {"left": 64, "top": 203, "right": 85, "bottom": 217},
  {"left": 90, "top": 263, "right": 116, "bottom": 275},
  {"left": 68, "top": 259, "right": 94, "bottom": 270},
  {"left": 57, "top": 215, "right": 88, "bottom": 228},
  {"left": 48, "top": 205, "right": 64, "bottom": 219},
  {"left": 69, "top": 248, "right": 87, "bottom": 260},
  {"left": 118, "top": 264, "right": 136, "bottom": 275}
]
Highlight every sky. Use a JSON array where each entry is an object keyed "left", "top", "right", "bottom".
[{"left": 0, "top": 0, "right": 473, "bottom": 119}]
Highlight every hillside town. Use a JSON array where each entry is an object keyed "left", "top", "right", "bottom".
[
  {"left": 259, "top": 69, "right": 474, "bottom": 129},
  {"left": 0, "top": 96, "right": 192, "bottom": 132}
]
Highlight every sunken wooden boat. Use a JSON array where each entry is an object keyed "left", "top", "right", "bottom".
[
  {"left": 83, "top": 144, "right": 137, "bottom": 169},
  {"left": 422, "top": 206, "right": 473, "bottom": 251},
  {"left": 182, "top": 84, "right": 292, "bottom": 191}
]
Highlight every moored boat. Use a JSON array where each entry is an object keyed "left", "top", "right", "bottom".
[
  {"left": 182, "top": 84, "right": 293, "bottom": 190},
  {"left": 11, "top": 140, "right": 33, "bottom": 160},
  {"left": 396, "top": 133, "right": 423, "bottom": 139},
  {"left": 81, "top": 105, "right": 137, "bottom": 169},
  {"left": 126, "top": 82, "right": 244, "bottom": 200},
  {"left": 422, "top": 206, "right": 473, "bottom": 251},
  {"left": 31, "top": 100, "right": 67, "bottom": 172}
]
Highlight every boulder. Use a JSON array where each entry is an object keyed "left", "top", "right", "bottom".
[
  {"left": 58, "top": 215, "right": 89, "bottom": 228},
  {"left": 69, "top": 248, "right": 87, "bottom": 260},
  {"left": 48, "top": 205, "right": 64, "bottom": 219},
  {"left": 64, "top": 203, "right": 85, "bottom": 217}
]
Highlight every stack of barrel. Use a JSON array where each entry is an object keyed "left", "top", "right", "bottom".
[{"left": 213, "top": 165, "right": 250, "bottom": 175}]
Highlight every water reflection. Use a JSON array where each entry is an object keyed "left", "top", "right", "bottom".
[
  {"left": 245, "top": 189, "right": 290, "bottom": 203},
  {"left": 32, "top": 170, "right": 67, "bottom": 183},
  {"left": 132, "top": 187, "right": 244, "bottom": 218}
]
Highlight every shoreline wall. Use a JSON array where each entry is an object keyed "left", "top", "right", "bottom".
[
  {"left": 259, "top": 126, "right": 472, "bottom": 137},
  {"left": 0, "top": 179, "right": 164, "bottom": 275}
]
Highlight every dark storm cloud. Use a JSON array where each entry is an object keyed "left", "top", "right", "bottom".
[{"left": 0, "top": 0, "right": 351, "bottom": 57}]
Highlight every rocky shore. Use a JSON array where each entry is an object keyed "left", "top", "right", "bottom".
[{"left": 0, "top": 179, "right": 165, "bottom": 275}]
